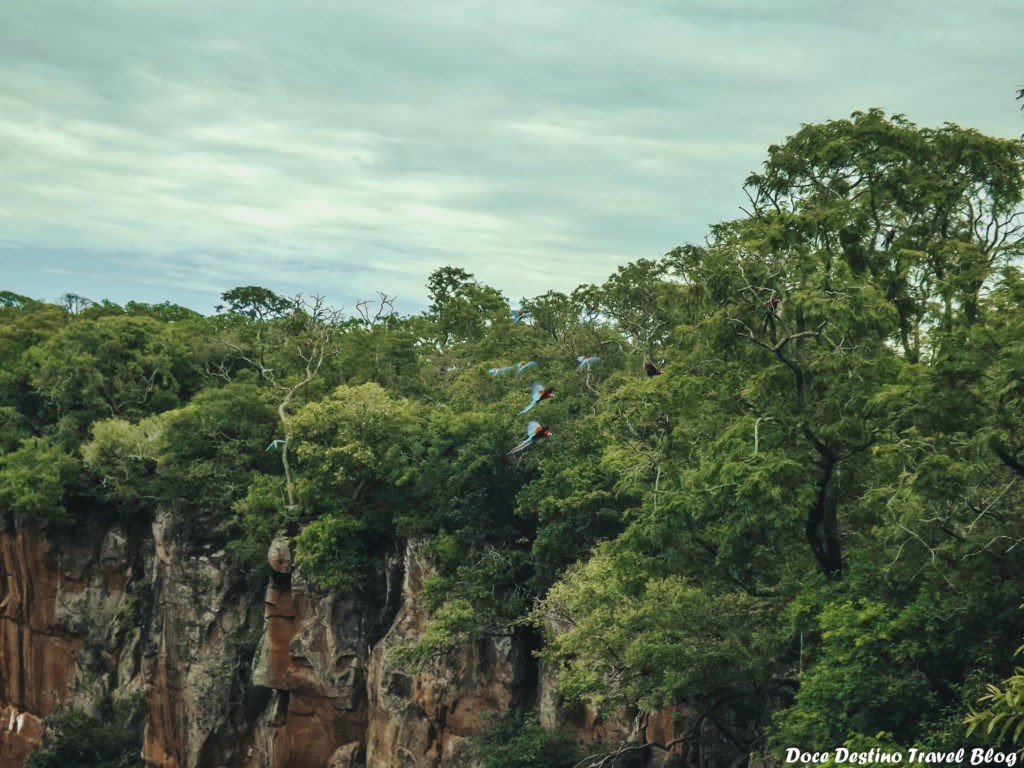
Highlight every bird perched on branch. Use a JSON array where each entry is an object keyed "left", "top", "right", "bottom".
[
  {"left": 576, "top": 355, "right": 601, "bottom": 370},
  {"left": 489, "top": 365, "right": 514, "bottom": 376},
  {"left": 762, "top": 296, "right": 781, "bottom": 331},
  {"left": 508, "top": 420, "right": 551, "bottom": 455},
  {"left": 884, "top": 226, "right": 897, "bottom": 249},
  {"left": 761, "top": 296, "right": 782, "bottom": 333},
  {"left": 644, "top": 361, "right": 663, "bottom": 378},
  {"left": 520, "top": 382, "right": 554, "bottom": 414}
]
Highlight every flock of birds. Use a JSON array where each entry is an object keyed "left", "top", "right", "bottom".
[
  {"left": 265, "top": 308, "right": 669, "bottom": 457},
  {"left": 494, "top": 310, "right": 665, "bottom": 455},
  {"left": 490, "top": 355, "right": 607, "bottom": 455},
  {"left": 261, "top": 292, "right": 792, "bottom": 458}
]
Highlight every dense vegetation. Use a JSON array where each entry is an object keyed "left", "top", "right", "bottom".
[{"left": 2, "top": 110, "right": 1024, "bottom": 763}]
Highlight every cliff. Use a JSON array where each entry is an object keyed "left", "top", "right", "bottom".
[{"left": 0, "top": 520, "right": 743, "bottom": 768}]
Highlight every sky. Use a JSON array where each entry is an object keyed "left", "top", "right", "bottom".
[{"left": 3, "top": 1, "right": 1023, "bottom": 316}]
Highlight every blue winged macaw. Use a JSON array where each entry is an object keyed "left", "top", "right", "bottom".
[
  {"left": 489, "top": 365, "right": 515, "bottom": 376},
  {"left": 513, "top": 309, "right": 528, "bottom": 324},
  {"left": 576, "top": 355, "right": 601, "bottom": 370},
  {"left": 516, "top": 361, "right": 537, "bottom": 376},
  {"left": 266, "top": 439, "right": 286, "bottom": 451},
  {"left": 520, "top": 382, "right": 554, "bottom": 414},
  {"left": 508, "top": 420, "right": 550, "bottom": 455}
]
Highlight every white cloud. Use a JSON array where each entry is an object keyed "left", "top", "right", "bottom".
[{"left": 2, "top": 0, "right": 1023, "bottom": 313}]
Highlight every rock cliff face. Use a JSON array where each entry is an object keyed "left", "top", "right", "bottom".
[
  {"left": 0, "top": 523, "right": 540, "bottom": 768},
  {"left": 0, "top": 523, "right": 145, "bottom": 766},
  {"left": 0, "top": 520, "right": 734, "bottom": 768}
]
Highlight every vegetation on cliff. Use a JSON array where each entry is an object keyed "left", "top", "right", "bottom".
[{"left": 2, "top": 109, "right": 1024, "bottom": 761}]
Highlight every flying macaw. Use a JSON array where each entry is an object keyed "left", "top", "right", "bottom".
[
  {"left": 644, "top": 361, "right": 662, "bottom": 378},
  {"left": 884, "top": 226, "right": 897, "bottom": 249},
  {"left": 507, "top": 420, "right": 550, "bottom": 455},
  {"left": 513, "top": 309, "right": 528, "bottom": 323},
  {"left": 489, "top": 366, "right": 515, "bottom": 376},
  {"left": 266, "top": 439, "right": 286, "bottom": 452},
  {"left": 520, "top": 382, "right": 554, "bottom": 414},
  {"left": 516, "top": 361, "right": 538, "bottom": 376},
  {"left": 576, "top": 355, "right": 601, "bottom": 370}
]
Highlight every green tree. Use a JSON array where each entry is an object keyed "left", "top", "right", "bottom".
[
  {"left": 216, "top": 285, "right": 295, "bottom": 321},
  {"left": 537, "top": 111, "right": 1024, "bottom": 759},
  {"left": 0, "top": 438, "right": 84, "bottom": 525},
  {"left": 26, "top": 695, "right": 146, "bottom": 768},
  {"left": 290, "top": 382, "right": 423, "bottom": 590}
]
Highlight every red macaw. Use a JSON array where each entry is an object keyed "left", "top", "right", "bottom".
[
  {"left": 508, "top": 420, "right": 550, "bottom": 455},
  {"left": 520, "top": 382, "right": 554, "bottom": 414},
  {"left": 762, "top": 296, "right": 781, "bottom": 331},
  {"left": 513, "top": 309, "right": 528, "bottom": 323}
]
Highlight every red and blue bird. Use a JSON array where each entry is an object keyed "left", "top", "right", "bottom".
[
  {"left": 508, "top": 420, "right": 551, "bottom": 455},
  {"left": 520, "top": 382, "right": 554, "bottom": 414}
]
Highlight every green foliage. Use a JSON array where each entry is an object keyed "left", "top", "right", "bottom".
[
  {"left": 0, "top": 438, "right": 83, "bottom": 525},
  {"left": 293, "top": 513, "right": 366, "bottom": 591},
  {"left": 80, "top": 415, "right": 164, "bottom": 508},
  {"left": 225, "top": 474, "right": 297, "bottom": 582},
  {"left": 25, "top": 313, "right": 202, "bottom": 443},
  {"left": 426, "top": 266, "right": 511, "bottom": 348},
  {"left": 157, "top": 382, "right": 280, "bottom": 544},
  {"left": 124, "top": 300, "right": 202, "bottom": 322},
  {"left": 217, "top": 285, "right": 295, "bottom": 321},
  {"left": 474, "top": 714, "right": 583, "bottom": 768},
  {"left": 540, "top": 544, "right": 782, "bottom": 714},
  {"left": 288, "top": 383, "right": 423, "bottom": 589},
  {"left": 25, "top": 694, "right": 146, "bottom": 768},
  {"left": 966, "top": 611, "right": 1024, "bottom": 748},
  {"left": 390, "top": 597, "right": 482, "bottom": 669}
]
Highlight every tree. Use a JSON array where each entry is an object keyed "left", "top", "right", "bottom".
[
  {"left": 537, "top": 112, "right": 1024, "bottom": 760},
  {"left": 289, "top": 382, "right": 422, "bottom": 590},
  {"left": 425, "top": 266, "right": 510, "bottom": 349},
  {"left": 216, "top": 285, "right": 294, "bottom": 321},
  {"left": 58, "top": 292, "right": 93, "bottom": 314},
  {"left": 26, "top": 313, "right": 201, "bottom": 441}
]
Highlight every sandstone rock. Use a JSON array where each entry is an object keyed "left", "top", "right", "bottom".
[
  {"left": 329, "top": 741, "right": 364, "bottom": 767},
  {"left": 269, "top": 535, "right": 293, "bottom": 575}
]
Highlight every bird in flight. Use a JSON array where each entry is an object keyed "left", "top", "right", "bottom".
[
  {"left": 516, "top": 361, "right": 538, "bottom": 376},
  {"left": 508, "top": 420, "right": 551, "bottom": 455},
  {"left": 644, "top": 361, "right": 663, "bottom": 378},
  {"left": 489, "top": 365, "right": 515, "bottom": 376},
  {"left": 520, "top": 382, "right": 555, "bottom": 414},
  {"left": 576, "top": 355, "right": 601, "bottom": 370},
  {"left": 266, "top": 439, "right": 286, "bottom": 451}
]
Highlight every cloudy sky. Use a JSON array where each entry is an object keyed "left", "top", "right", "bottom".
[{"left": 3, "top": 1, "right": 1022, "bottom": 315}]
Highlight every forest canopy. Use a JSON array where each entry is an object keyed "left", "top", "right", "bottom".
[{"left": 2, "top": 110, "right": 1023, "bottom": 760}]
